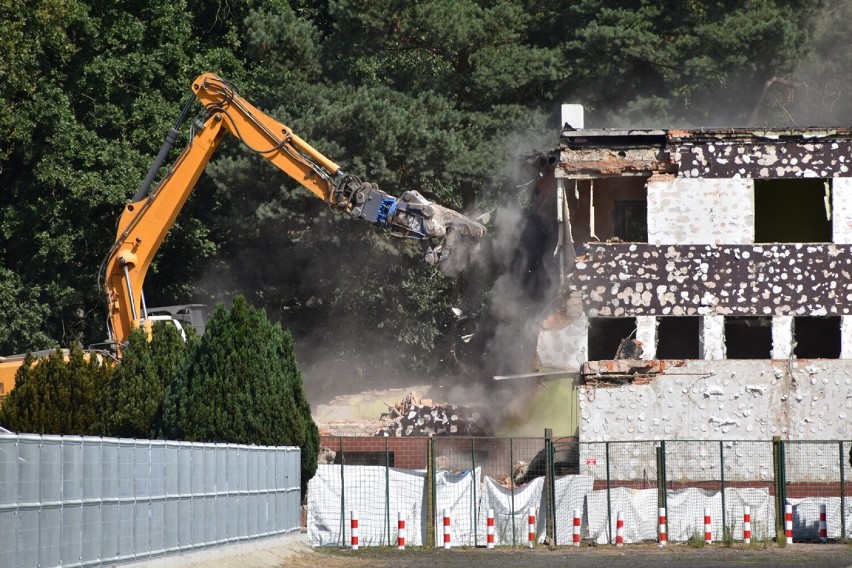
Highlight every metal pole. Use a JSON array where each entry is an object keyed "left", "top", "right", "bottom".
[
  {"left": 545, "top": 429, "right": 556, "bottom": 546},
  {"left": 471, "top": 437, "right": 478, "bottom": 547},
  {"left": 840, "top": 441, "right": 846, "bottom": 541},
  {"left": 720, "top": 441, "right": 727, "bottom": 536},
  {"left": 339, "top": 438, "right": 346, "bottom": 548},
  {"left": 385, "top": 435, "right": 391, "bottom": 545},
  {"left": 605, "top": 442, "right": 612, "bottom": 545},
  {"left": 427, "top": 437, "right": 435, "bottom": 548},
  {"left": 657, "top": 441, "right": 668, "bottom": 513},
  {"left": 510, "top": 438, "right": 516, "bottom": 546}
]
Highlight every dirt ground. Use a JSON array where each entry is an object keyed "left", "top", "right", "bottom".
[
  {"left": 289, "top": 541, "right": 852, "bottom": 568},
  {"left": 127, "top": 533, "right": 852, "bottom": 568}
]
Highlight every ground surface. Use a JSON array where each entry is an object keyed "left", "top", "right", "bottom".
[
  {"left": 298, "top": 543, "right": 852, "bottom": 568},
  {"left": 132, "top": 535, "right": 852, "bottom": 568}
]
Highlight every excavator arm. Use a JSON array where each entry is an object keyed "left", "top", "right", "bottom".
[{"left": 99, "top": 73, "right": 486, "bottom": 347}]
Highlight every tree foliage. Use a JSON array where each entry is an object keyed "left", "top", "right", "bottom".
[
  {"left": 0, "top": 0, "right": 833, "bottom": 397},
  {"left": 162, "top": 296, "right": 319, "bottom": 491},
  {"left": 0, "top": 345, "right": 109, "bottom": 434},
  {"left": 101, "top": 323, "right": 187, "bottom": 438}
]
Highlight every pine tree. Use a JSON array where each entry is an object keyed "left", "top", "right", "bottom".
[
  {"left": 101, "top": 323, "right": 187, "bottom": 438},
  {"left": 0, "top": 345, "right": 109, "bottom": 434},
  {"left": 161, "top": 296, "right": 319, "bottom": 493}
]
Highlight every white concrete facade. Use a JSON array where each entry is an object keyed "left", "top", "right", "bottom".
[
  {"left": 578, "top": 359, "right": 852, "bottom": 442},
  {"left": 647, "top": 177, "right": 754, "bottom": 245}
]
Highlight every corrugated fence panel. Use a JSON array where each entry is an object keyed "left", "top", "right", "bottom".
[
  {"left": 0, "top": 434, "right": 300, "bottom": 568},
  {"left": 0, "top": 436, "right": 18, "bottom": 568}
]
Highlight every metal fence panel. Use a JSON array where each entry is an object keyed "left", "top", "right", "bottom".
[
  {"left": 0, "top": 433, "right": 301, "bottom": 568},
  {"left": 0, "top": 437, "right": 17, "bottom": 568},
  {"left": 785, "top": 440, "right": 844, "bottom": 540},
  {"left": 311, "top": 436, "right": 850, "bottom": 548}
]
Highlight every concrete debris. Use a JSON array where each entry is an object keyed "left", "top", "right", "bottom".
[
  {"left": 318, "top": 446, "right": 336, "bottom": 465},
  {"left": 374, "top": 391, "right": 487, "bottom": 437}
]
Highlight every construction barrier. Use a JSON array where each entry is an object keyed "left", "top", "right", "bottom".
[
  {"left": 704, "top": 507, "right": 712, "bottom": 544},
  {"left": 308, "top": 437, "right": 852, "bottom": 548},
  {"left": 443, "top": 509, "right": 451, "bottom": 549},
  {"left": 785, "top": 504, "right": 793, "bottom": 544},
  {"left": 398, "top": 512, "right": 406, "bottom": 550},
  {"left": 528, "top": 509, "right": 536, "bottom": 548},
  {"left": 572, "top": 509, "right": 581, "bottom": 546},
  {"left": 350, "top": 510, "right": 359, "bottom": 550}
]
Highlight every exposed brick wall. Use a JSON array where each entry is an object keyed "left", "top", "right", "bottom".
[{"left": 321, "top": 436, "right": 430, "bottom": 469}]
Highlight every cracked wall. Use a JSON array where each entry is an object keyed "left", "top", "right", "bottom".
[
  {"left": 578, "top": 359, "right": 852, "bottom": 477},
  {"left": 532, "top": 128, "right": 852, "bottom": 444}
]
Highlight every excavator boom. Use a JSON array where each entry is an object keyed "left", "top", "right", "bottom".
[{"left": 101, "top": 73, "right": 485, "bottom": 349}]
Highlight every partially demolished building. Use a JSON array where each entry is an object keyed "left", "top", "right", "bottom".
[{"left": 532, "top": 120, "right": 852, "bottom": 443}]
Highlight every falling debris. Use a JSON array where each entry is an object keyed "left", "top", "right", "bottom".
[{"left": 374, "top": 391, "right": 488, "bottom": 437}]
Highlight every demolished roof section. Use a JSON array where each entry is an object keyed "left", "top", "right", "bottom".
[{"left": 554, "top": 127, "right": 852, "bottom": 179}]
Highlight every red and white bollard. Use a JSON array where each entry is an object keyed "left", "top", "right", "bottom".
[
  {"left": 704, "top": 507, "right": 712, "bottom": 544},
  {"left": 819, "top": 504, "right": 827, "bottom": 543},
  {"left": 743, "top": 505, "right": 751, "bottom": 544},
  {"left": 528, "top": 508, "right": 536, "bottom": 548},
  {"left": 350, "top": 510, "right": 359, "bottom": 550},
  {"left": 785, "top": 503, "right": 793, "bottom": 544},
  {"left": 658, "top": 507, "right": 667, "bottom": 547},
  {"left": 397, "top": 512, "right": 406, "bottom": 550},
  {"left": 572, "top": 509, "right": 581, "bottom": 546},
  {"left": 615, "top": 511, "right": 624, "bottom": 547},
  {"left": 443, "top": 508, "right": 452, "bottom": 549},
  {"left": 486, "top": 508, "right": 495, "bottom": 549}
]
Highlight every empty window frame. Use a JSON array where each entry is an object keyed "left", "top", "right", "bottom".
[
  {"left": 656, "top": 316, "right": 700, "bottom": 359},
  {"left": 724, "top": 316, "right": 772, "bottom": 359},
  {"left": 793, "top": 316, "right": 841, "bottom": 359},
  {"left": 567, "top": 177, "right": 648, "bottom": 243},
  {"left": 588, "top": 317, "right": 638, "bottom": 360},
  {"left": 754, "top": 179, "right": 832, "bottom": 243}
]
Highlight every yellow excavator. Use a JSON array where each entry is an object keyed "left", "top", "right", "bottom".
[{"left": 0, "top": 73, "right": 486, "bottom": 398}]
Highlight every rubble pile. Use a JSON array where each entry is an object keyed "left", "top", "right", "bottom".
[{"left": 374, "top": 392, "right": 488, "bottom": 436}]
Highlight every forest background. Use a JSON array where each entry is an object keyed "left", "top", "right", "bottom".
[{"left": 2, "top": 0, "right": 851, "bottom": 406}]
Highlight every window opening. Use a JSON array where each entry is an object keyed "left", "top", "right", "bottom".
[
  {"left": 656, "top": 316, "right": 700, "bottom": 359},
  {"left": 724, "top": 316, "right": 772, "bottom": 359}
]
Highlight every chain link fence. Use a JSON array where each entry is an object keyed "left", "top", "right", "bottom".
[{"left": 310, "top": 436, "right": 851, "bottom": 547}]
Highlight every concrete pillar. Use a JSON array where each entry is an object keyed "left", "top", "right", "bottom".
[
  {"left": 771, "top": 316, "right": 794, "bottom": 360},
  {"left": 636, "top": 316, "right": 657, "bottom": 360},
  {"left": 832, "top": 178, "right": 852, "bottom": 244},
  {"left": 842, "top": 315, "right": 852, "bottom": 359},
  {"left": 701, "top": 315, "right": 726, "bottom": 360}
]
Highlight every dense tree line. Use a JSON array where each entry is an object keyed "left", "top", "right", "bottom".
[{"left": 0, "top": 1, "right": 846, "bottom": 402}]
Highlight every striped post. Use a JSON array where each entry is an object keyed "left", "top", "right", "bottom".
[
  {"left": 785, "top": 503, "right": 793, "bottom": 544},
  {"left": 443, "top": 508, "right": 451, "bottom": 549},
  {"left": 743, "top": 505, "right": 751, "bottom": 544},
  {"left": 528, "top": 508, "right": 536, "bottom": 548},
  {"left": 658, "top": 507, "right": 667, "bottom": 547},
  {"left": 486, "top": 509, "right": 495, "bottom": 549},
  {"left": 704, "top": 507, "right": 712, "bottom": 544},
  {"left": 350, "top": 510, "right": 359, "bottom": 550},
  {"left": 819, "top": 504, "right": 827, "bottom": 543},
  {"left": 572, "top": 509, "right": 581, "bottom": 546},
  {"left": 615, "top": 511, "right": 624, "bottom": 547},
  {"left": 397, "top": 512, "right": 406, "bottom": 550}
]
